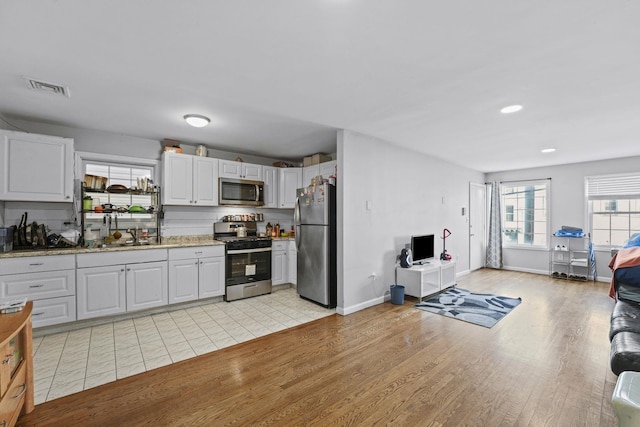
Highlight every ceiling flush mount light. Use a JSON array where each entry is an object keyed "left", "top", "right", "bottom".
[
  {"left": 500, "top": 104, "right": 523, "bottom": 114},
  {"left": 184, "top": 114, "right": 210, "bottom": 128},
  {"left": 541, "top": 148, "right": 556, "bottom": 154}
]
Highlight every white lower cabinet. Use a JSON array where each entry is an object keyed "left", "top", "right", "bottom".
[
  {"left": 76, "top": 265, "right": 126, "bottom": 319},
  {"left": 0, "top": 255, "right": 76, "bottom": 328},
  {"left": 288, "top": 241, "right": 297, "bottom": 285},
  {"left": 168, "top": 246, "right": 225, "bottom": 304},
  {"left": 272, "top": 245, "right": 287, "bottom": 286},
  {"left": 76, "top": 249, "right": 168, "bottom": 320},
  {"left": 272, "top": 240, "right": 296, "bottom": 285},
  {"left": 126, "top": 261, "right": 168, "bottom": 312}
]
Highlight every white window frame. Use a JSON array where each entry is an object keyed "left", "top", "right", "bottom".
[
  {"left": 586, "top": 173, "right": 640, "bottom": 249},
  {"left": 500, "top": 179, "right": 551, "bottom": 250},
  {"left": 74, "top": 152, "right": 160, "bottom": 225}
]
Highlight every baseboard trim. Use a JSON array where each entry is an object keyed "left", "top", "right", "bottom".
[{"left": 337, "top": 295, "right": 385, "bottom": 316}]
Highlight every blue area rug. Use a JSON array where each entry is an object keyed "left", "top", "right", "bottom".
[{"left": 415, "top": 287, "right": 521, "bottom": 328}]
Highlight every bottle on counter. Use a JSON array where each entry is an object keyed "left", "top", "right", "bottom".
[
  {"left": 266, "top": 222, "right": 272, "bottom": 237},
  {"left": 275, "top": 223, "right": 280, "bottom": 237}
]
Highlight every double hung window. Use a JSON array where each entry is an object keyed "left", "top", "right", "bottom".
[{"left": 501, "top": 180, "right": 550, "bottom": 248}]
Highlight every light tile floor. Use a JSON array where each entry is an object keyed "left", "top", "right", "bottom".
[{"left": 32, "top": 288, "right": 334, "bottom": 404}]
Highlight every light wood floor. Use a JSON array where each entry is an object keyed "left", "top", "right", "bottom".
[{"left": 18, "top": 269, "right": 618, "bottom": 426}]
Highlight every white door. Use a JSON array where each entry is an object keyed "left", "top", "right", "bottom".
[
  {"left": 279, "top": 168, "right": 302, "bottom": 208},
  {"left": 126, "top": 261, "right": 168, "bottom": 311},
  {"left": 0, "top": 130, "right": 74, "bottom": 202},
  {"left": 272, "top": 250, "right": 287, "bottom": 285},
  {"left": 287, "top": 241, "right": 297, "bottom": 285},
  {"left": 168, "top": 258, "right": 199, "bottom": 304},
  {"left": 162, "top": 152, "right": 193, "bottom": 205},
  {"left": 218, "top": 160, "right": 242, "bottom": 178},
  {"left": 77, "top": 265, "right": 126, "bottom": 319},
  {"left": 193, "top": 156, "right": 218, "bottom": 206},
  {"left": 469, "top": 182, "right": 487, "bottom": 271},
  {"left": 242, "top": 163, "right": 263, "bottom": 181},
  {"left": 262, "top": 166, "right": 279, "bottom": 208},
  {"left": 199, "top": 257, "right": 225, "bottom": 298}
]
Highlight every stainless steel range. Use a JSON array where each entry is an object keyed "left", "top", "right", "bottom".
[{"left": 214, "top": 221, "right": 272, "bottom": 302}]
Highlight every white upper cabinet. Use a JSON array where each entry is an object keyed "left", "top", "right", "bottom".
[
  {"left": 262, "top": 166, "right": 279, "bottom": 208},
  {"left": 218, "top": 159, "right": 263, "bottom": 181},
  {"left": 303, "top": 160, "right": 336, "bottom": 187},
  {"left": 278, "top": 167, "right": 302, "bottom": 208},
  {"left": 162, "top": 152, "right": 218, "bottom": 206},
  {"left": 0, "top": 129, "right": 74, "bottom": 202}
]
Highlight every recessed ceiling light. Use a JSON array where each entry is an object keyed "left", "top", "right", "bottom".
[
  {"left": 541, "top": 148, "right": 556, "bottom": 153},
  {"left": 184, "top": 114, "right": 210, "bottom": 128},
  {"left": 500, "top": 105, "right": 523, "bottom": 114}
]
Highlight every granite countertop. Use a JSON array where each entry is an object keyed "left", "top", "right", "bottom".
[{"left": 0, "top": 235, "right": 225, "bottom": 259}]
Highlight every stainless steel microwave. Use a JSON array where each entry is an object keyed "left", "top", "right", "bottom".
[{"left": 219, "top": 178, "right": 264, "bottom": 206}]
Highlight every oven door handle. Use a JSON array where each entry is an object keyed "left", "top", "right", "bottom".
[{"left": 227, "top": 247, "right": 272, "bottom": 255}]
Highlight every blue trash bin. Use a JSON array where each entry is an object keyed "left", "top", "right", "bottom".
[{"left": 390, "top": 284, "right": 405, "bottom": 305}]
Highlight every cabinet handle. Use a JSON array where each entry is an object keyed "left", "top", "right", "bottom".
[
  {"left": 200, "top": 261, "right": 203, "bottom": 265},
  {"left": 33, "top": 312, "right": 45, "bottom": 316},
  {"left": 194, "top": 200, "right": 197, "bottom": 204},
  {"left": 121, "top": 269, "right": 125, "bottom": 272},
  {"left": 195, "top": 251, "right": 203, "bottom": 255},
  {"left": 29, "top": 262, "right": 44, "bottom": 267},
  {"left": 127, "top": 268, "right": 131, "bottom": 271},
  {"left": 29, "top": 284, "right": 45, "bottom": 288},
  {"left": 12, "top": 383, "right": 27, "bottom": 399}
]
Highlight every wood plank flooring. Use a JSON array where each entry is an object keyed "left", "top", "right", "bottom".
[{"left": 18, "top": 269, "right": 619, "bottom": 426}]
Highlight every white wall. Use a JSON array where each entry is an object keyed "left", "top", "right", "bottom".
[
  {"left": 337, "top": 130, "right": 484, "bottom": 315},
  {"left": 486, "top": 155, "right": 640, "bottom": 281}
]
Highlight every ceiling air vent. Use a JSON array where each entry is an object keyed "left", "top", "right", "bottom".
[{"left": 24, "top": 77, "right": 71, "bottom": 98}]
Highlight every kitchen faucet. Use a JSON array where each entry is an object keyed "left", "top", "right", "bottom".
[{"left": 127, "top": 226, "right": 139, "bottom": 243}]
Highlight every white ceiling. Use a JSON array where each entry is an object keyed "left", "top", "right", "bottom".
[{"left": 1, "top": 1, "right": 639, "bottom": 172}]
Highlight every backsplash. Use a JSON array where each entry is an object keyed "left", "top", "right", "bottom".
[{"left": 1, "top": 201, "right": 295, "bottom": 239}]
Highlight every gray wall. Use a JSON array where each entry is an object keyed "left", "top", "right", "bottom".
[
  {"left": 337, "top": 130, "right": 484, "bottom": 314},
  {"left": 486, "top": 156, "right": 640, "bottom": 282}
]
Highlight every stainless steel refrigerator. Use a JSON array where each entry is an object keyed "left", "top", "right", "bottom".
[{"left": 294, "top": 183, "right": 337, "bottom": 308}]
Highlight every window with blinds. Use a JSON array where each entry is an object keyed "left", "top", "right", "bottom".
[{"left": 586, "top": 174, "right": 640, "bottom": 247}]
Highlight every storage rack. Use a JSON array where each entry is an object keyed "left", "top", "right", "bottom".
[
  {"left": 80, "top": 185, "right": 163, "bottom": 247},
  {"left": 549, "top": 234, "right": 592, "bottom": 281}
]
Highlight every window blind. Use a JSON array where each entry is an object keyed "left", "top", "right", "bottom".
[{"left": 586, "top": 174, "right": 640, "bottom": 200}]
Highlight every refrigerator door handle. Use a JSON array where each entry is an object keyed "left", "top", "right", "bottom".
[{"left": 294, "top": 196, "right": 301, "bottom": 249}]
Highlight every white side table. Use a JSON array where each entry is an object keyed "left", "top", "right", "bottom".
[{"left": 396, "top": 260, "right": 456, "bottom": 300}]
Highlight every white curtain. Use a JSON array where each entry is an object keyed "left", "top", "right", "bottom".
[{"left": 486, "top": 181, "right": 503, "bottom": 269}]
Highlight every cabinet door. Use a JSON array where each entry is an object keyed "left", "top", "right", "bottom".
[
  {"left": 193, "top": 156, "right": 218, "bottom": 206},
  {"left": 302, "top": 165, "right": 319, "bottom": 187},
  {"left": 162, "top": 152, "right": 193, "bottom": 205},
  {"left": 262, "top": 166, "right": 279, "bottom": 208},
  {"left": 218, "top": 160, "right": 242, "bottom": 178},
  {"left": 0, "top": 130, "right": 74, "bottom": 202},
  {"left": 272, "top": 250, "right": 287, "bottom": 285},
  {"left": 168, "top": 259, "right": 199, "bottom": 304},
  {"left": 288, "top": 241, "right": 297, "bottom": 285},
  {"left": 199, "top": 257, "right": 225, "bottom": 298},
  {"left": 77, "top": 266, "right": 126, "bottom": 320},
  {"left": 279, "top": 168, "right": 302, "bottom": 208},
  {"left": 319, "top": 160, "right": 337, "bottom": 179},
  {"left": 126, "top": 261, "right": 168, "bottom": 312},
  {"left": 31, "top": 296, "right": 76, "bottom": 328},
  {"left": 1, "top": 269, "right": 75, "bottom": 301},
  {"left": 242, "top": 163, "right": 263, "bottom": 181}
]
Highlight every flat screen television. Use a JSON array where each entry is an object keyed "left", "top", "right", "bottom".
[{"left": 411, "top": 234, "right": 435, "bottom": 265}]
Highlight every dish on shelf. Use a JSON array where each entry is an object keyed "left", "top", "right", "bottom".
[{"left": 106, "top": 184, "right": 129, "bottom": 193}]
